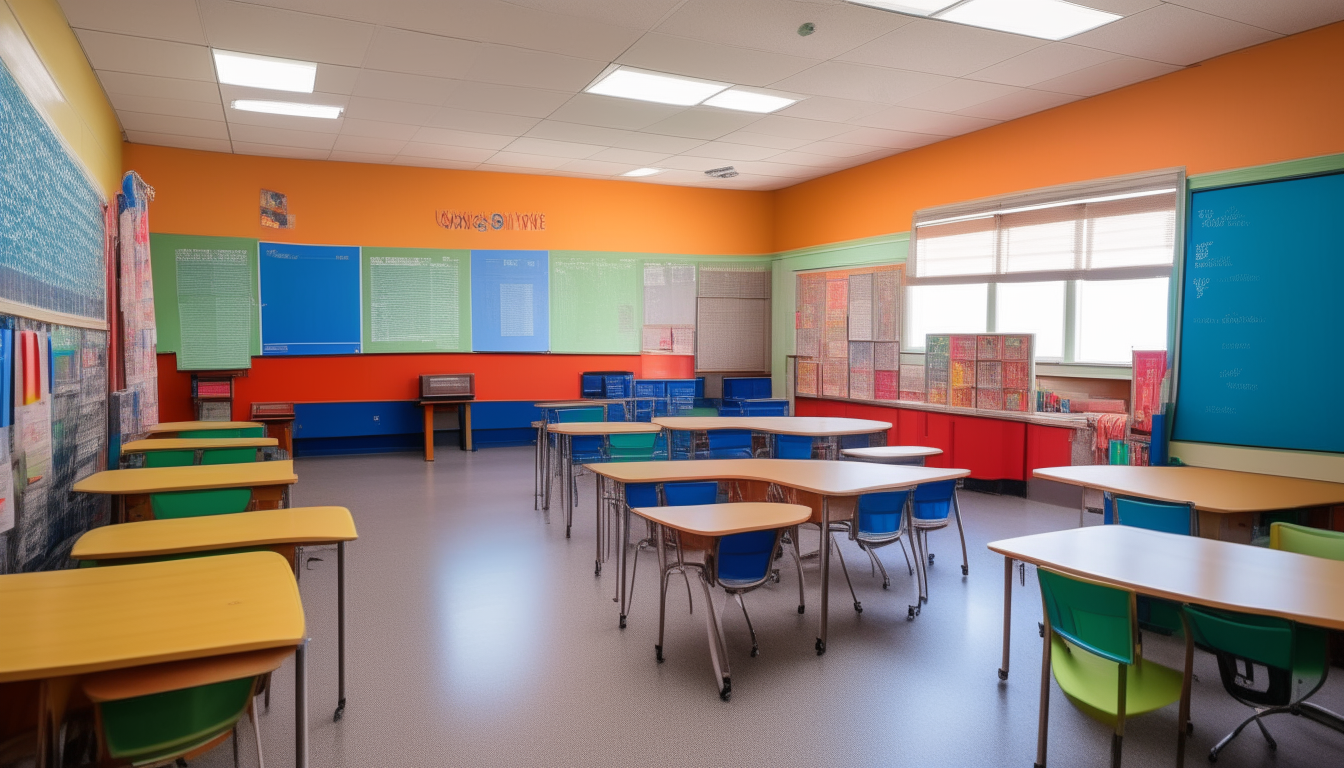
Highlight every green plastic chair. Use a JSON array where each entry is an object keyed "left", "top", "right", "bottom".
[
  {"left": 200, "top": 447, "right": 258, "bottom": 465},
  {"left": 144, "top": 450, "right": 195, "bottom": 468},
  {"left": 150, "top": 488, "right": 253, "bottom": 519},
  {"left": 1184, "top": 603, "right": 1342, "bottom": 761},
  {"left": 1270, "top": 522, "right": 1344, "bottom": 561},
  {"left": 178, "top": 427, "right": 265, "bottom": 438},
  {"left": 1035, "top": 567, "right": 1185, "bottom": 768},
  {"left": 1110, "top": 495, "right": 1197, "bottom": 638},
  {"left": 607, "top": 432, "right": 657, "bottom": 462},
  {"left": 684, "top": 407, "right": 718, "bottom": 416}
]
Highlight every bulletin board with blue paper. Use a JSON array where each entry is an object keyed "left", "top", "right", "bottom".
[{"left": 260, "top": 242, "right": 362, "bottom": 355}]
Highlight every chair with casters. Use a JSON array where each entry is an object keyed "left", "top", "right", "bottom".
[
  {"left": 144, "top": 450, "right": 195, "bottom": 468},
  {"left": 1111, "top": 495, "right": 1197, "bottom": 636},
  {"left": 1184, "top": 603, "right": 1344, "bottom": 762},
  {"left": 82, "top": 647, "right": 291, "bottom": 768},
  {"left": 832, "top": 489, "right": 916, "bottom": 599},
  {"left": 905, "top": 480, "right": 968, "bottom": 614},
  {"left": 774, "top": 434, "right": 814, "bottom": 459},
  {"left": 1034, "top": 567, "right": 1186, "bottom": 768},
  {"left": 200, "top": 447, "right": 258, "bottom": 465},
  {"left": 149, "top": 488, "right": 253, "bottom": 520},
  {"left": 702, "top": 430, "right": 753, "bottom": 459}
]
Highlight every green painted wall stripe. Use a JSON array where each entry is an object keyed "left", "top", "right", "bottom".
[{"left": 1188, "top": 152, "right": 1344, "bottom": 190}]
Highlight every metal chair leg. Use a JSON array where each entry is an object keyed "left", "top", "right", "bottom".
[
  {"left": 953, "top": 492, "right": 970, "bottom": 577},
  {"left": 1210, "top": 708, "right": 1285, "bottom": 760},
  {"left": 1035, "top": 623, "right": 1053, "bottom": 768},
  {"left": 232, "top": 724, "right": 241, "bottom": 768},
  {"left": 830, "top": 533, "right": 861, "bottom": 613},
  {"left": 865, "top": 544, "right": 894, "bottom": 589},
  {"left": 732, "top": 592, "right": 759, "bottom": 657},
  {"left": 790, "top": 527, "right": 806, "bottom": 614},
  {"left": 250, "top": 702, "right": 266, "bottom": 768}
]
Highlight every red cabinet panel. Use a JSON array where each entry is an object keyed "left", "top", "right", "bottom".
[
  {"left": 951, "top": 415, "right": 1026, "bottom": 480},
  {"left": 922, "top": 412, "right": 955, "bottom": 468},
  {"left": 895, "top": 408, "right": 926, "bottom": 448},
  {"left": 1026, "top": 424, "right": 1075, "bottom": 476}
]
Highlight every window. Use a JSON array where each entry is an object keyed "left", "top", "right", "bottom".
[{"left": 905, "top": 170, "right": 1181, "bottom": 366}]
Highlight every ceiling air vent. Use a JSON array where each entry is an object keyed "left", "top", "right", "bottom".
[{"left": 705, "top": 166, "right": 739, "bottom": 179}]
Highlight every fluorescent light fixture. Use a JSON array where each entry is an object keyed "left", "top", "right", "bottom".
[
  {"left": 622, "top": 168, "right": 664, "bottom": 177},
  {"left": 704, "top": 89, "right": 798, "bottom": 114},
  {"left": 231, "top": 100, "right": 343, "bottom": 119},
  {"left": 938, "top": 0, "right": 1120, "bottom": 40},
  {"left": 845, "top": 0, "right": 959, "bottom": 15},
  {"left": 214, "top": 50, "right": 316, "bottom": 93},
  {"left": 585, "top": 66, "right": 729, "bottom": 106}
]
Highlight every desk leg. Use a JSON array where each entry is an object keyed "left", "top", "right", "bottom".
[
  {"left": 542, "top": 425, "right": 551, "bottom": 512},
  {"left": 564, "top": 435, "right": 574, "bottom": 539},
  {"left": 1176, "top": 614, "right": 1194, "bottom": 768},
  {"left": 595, "top": 475, "right": 604, "bottom": 576},
  {"left": 334, "top": 541, "right": 347, "bottom": 722},
  {"left": 999, "top": 556, "right": 1012, "bottom": 681},
  {"left": 462, "top": 403, "right": 473, "bottom": 452},
  {"left": 295, "top": 638, "right": 309, "bottom": 768},
  {"left": 423, "top": 405, "right": 435, "bottom": 462},
  {"left": 816, "top": 496, "right": 830, "bottom": 655},
  {"left": 619, "top": 483, "right": 631, "bottom": 628}
]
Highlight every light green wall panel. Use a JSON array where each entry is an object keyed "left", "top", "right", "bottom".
[
  {"left": 361, "top": 247, "right": 471, "bottom": 353},
  {"left": 550, "top": 251, "right": 643, "bottom": 354},
  {"left": 150, "top": 233, "right": 259, "bottom": 368}
]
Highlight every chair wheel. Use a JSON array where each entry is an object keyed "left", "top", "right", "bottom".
[
  {"left": 998, "top": 669, "right": 1008, "bottom": 681},
  {"left": 1038, "top": 622, "right": 1044, "bottom": 637},
  {"left": 797, "top": 605, "right": 805, "bottom": 614},
  {"left": 854, "top": 601, "right": 862, "bottom": 613},
  {"left": 750, "top": 646, "right": 759, "bottom": 658},
  {"left": 619, "top": 616, "right": 627, "bottom": 629},
  {"left": 882, "top": 579, "right": 890, "bottom": 589},
  {"left": 655, "top": 645, "right": 663, "bottom": 662},
  {"left": 815, "top": 639, "right": 826, "bottom": 655},
  {"left": 908, "top": 605, "right": 916, "bottom": 620},
  {"left": 1207, "top": 752, "right": 1217, "bottom": 763},
  {"left": 928, "top": 553, "right": 935, "bottom": 565},
  {"left": 962, "top": 565, "right": 968, "bottom": 576},
  {"left": 1187, "top": 721, "right": 1194, "bottom": 735}
]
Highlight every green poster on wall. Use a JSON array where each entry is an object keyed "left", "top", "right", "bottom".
[
  {"left": 550, "top": 252, "right": 642, "bottom": 354},
  {"left": 361, "top": 247, "right": 472, "bottom": 353},
  {"left": 150, "top": 234, "right": 260, "bottom": 370}
]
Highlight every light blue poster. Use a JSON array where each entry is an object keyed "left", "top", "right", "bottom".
[{"left": 470, "top": 251, "right": 549, "bottom": 352}]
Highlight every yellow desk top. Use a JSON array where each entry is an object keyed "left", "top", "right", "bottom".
[
  {"left": 652, "top": 416, "right": 891, "bottom": 436},
  {"left": 988, "top": 525, "right": 1344, "bottom": 632},
  {"left": 0, "top": 551, "right": 304, "bottom": 683},
  {"left": 1032, "top": 465, "right": 1344, "bottom": 514},
  {"left": 631, "top": 502, "right": 811, "bottom": 537},
  {"left": 547, "top": 422, "right": 662, "bottom": 435},
  {"left": 147, "top": 421, "right": 265, "bottom": 434},
  {"left": 72, "top": 507, "right": 357, "bottom": 560},
  {"left": 121, "top": 437, "right": 278, "bottom": 453},
  {"left": 587, "top": 458, "right": 968, "bottom": 496},
  {"left": 73, "top": 461, "right": 297, "bottom": 495},
  {"left": 843, "top": 446, "right": 942, "bottom": 459}
]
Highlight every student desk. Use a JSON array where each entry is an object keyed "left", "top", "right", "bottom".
[
  {"left": 987, "top": 525, "right": 1344, "bottom": 768},
  {"left": 420, "top": 399, "right": 473, "bottom": 460},
  {"left": 0, "top": 552, "right": 309, "bottom": 768},
  {"left": 842, "top": 446, "right": 942, "bottom": 465},
  {"left": 1033, "top": 465, "right": 1344, "bottom": 542},
  {"left": 73, "top": 460, "right": 298, "bottom": 522},
  {"left": 547, "top": 422, "right": 663, "bottom": 550},
  {"left": 652, "top": 416, "right": 892, "bottom": 459},
  {"left": 630, "top": 502, "right": 811, "bottom": 700},
  {"left": 146, "top": 421, "right": 266, "bottom": 438},
  {"left": 119, "top": 437, "right": 278, "bottom": 467},
  {"left": 70, "top": 506, "right": 357, "bottom": 722},
  {"left": 588, "top": 458, "right": 969, "bottom": 653},
  {"left": 534, "top": 400, "right": 631, "bottom": 510}
]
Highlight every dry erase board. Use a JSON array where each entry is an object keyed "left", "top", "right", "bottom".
[
  {"left": 470, "top": 250, "right": 548, "bottom": 352},
  {"left": 1173, "top": 171, "right": 1344, "bottom": 454},
  {"left": 260, "top": 242, "right": 361, "bottom": 355}
]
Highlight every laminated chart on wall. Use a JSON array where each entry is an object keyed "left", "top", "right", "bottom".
[
  {"left": 149, "top": 234, "right": 259, "bottom": 365},
  {"left": 695, "top": 263, "right": 770, "bottom": 372},
  {"left": 471, "top": 250, "right": 549, "bottom": 352},
  {"left": 552, "top": 252, "right": 640, "bottom": 354},
  {"left": 643, "top": 261, "right": 696, "bottom": 354},
  {"left": 1174, "top": 171, "right": 1344, "bottom": 454},
  {"left": 362, "top": 248, "right": 470, "bottom": 354},
  {"left": 847, "top": 273, "right": 873, "bottom": 341},
  {"left": 793, "top": 272, "right": 825, "bottom": 359},
  {"left": 260, "top": 242, "right": 361, "bottom": 355}
]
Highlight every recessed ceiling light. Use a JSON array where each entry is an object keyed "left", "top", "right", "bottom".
[
  {"left": 622, "top": 168, "right": 664, "bottom": 177},
  {"left": 231, "top": 100, "right": 343, "bottom": 119},
  {"left": 703, "top": 89, "right": 799, "bottom": 114},
  {"left": 585, "top": 66, "right": 730, "bottom": 106},
  {"left": 214, "top": 50, "right": 317, "bottom": 93},
  {"left": 845, "top": 0, "right": 960, "bottom": 15},
  {"left": 938, "top": 0, "right": 1120, "bottom": 40}
]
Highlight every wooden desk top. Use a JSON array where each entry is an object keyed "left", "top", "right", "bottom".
[
  {"left": 631, "top": 502, "right": 811, "bottom": 537},
  {"left": 653, "top": 416, "right": 891, "bottom": 436},
  {"left": 0, "top": 551, "right": 304, "bottom": 683},
  {"left": 71, "top": 507, "right": 357, "bottom": 560},
  {"left": 547, "top": 422, "right": 662, "bottom": 435},
  {"left": 535, "top": 400, "right": 626, "bottom": 409},
  {"left": 843, "top": 446, "right": 942, "bottom": 459},
  {"left": 1033, "top": 465, "right": 1344, "bottom": 514},
  {"left": 73, "top": 461, "right": 297, "bottom": 495},
  {"left": 988, "top": 525, "right": 1344, "bottom": 631},
  {"left": 587, "top": 458, "right": 968, "bottom": 496},
  {"left": 147, "top": 421, "right": 265, "bottom": 434},
  {"left": 121, "top": 438, "right": 277, "bottom": 453}
]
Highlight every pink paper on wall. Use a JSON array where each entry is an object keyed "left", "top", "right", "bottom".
[{"left": 1131, "top": 350, "right": 1167, "bottom": 434}]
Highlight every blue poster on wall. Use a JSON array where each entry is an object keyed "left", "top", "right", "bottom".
[
  {"left": 260, "top": 242, "right": 362, "bottom": 355},
  {"left": 470, "top": 251, "right": 549, "bottom": 352}
]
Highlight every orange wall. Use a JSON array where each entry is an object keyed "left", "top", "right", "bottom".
[{"left": 774, "top": 22, "right": 1344, "bottom": 251}]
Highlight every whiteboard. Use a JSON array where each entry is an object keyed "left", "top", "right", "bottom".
[{"left": 470, "top": 250, "right": 549, "bottom": 352}]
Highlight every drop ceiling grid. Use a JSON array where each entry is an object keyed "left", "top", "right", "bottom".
[{"left": 55, "top": 0, "right": 1341, "bottom": 190}]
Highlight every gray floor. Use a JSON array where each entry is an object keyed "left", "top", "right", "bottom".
[{"left": 200, "top": 448, "right": 1343, "bottom": 768}]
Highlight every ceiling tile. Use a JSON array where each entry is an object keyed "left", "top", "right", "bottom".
[
  {"left": 332, "top": 134, "right": 407, "bottom": 154},
  {"left": 228, "top": 123, "right": 338, "bottom": 149},
  {"left": 232, "top": 141, "right": 330, "bottom": 160},
  {"left": 466, "top": 44, "right": 607, "bottom": 91},
  {"left": 794, "top": 140, "right": 885, "bottom": 158},
  {"left": 75, "top": 30, "right": 214, "bottom": 80},
  {"left": 1068, "top": 4, "right": 1280, "bottom": 67},
  {"left": 428, "top": 108, "right": 538, "bottom": 136},
  {"left": 1075, "top": 0, "right": 1163, "bottom": 12},
  {"left": 839, "top": 19, "right": 1043, "bottom": 77},
  {"left": 124, "top": 130, "right": 231, "bottom": 153},
  {"left": 828, "top": 126, "right": 943, "bottom": 149},
  {"left": 775, "top": 95, "right": 889, "bottom": 123},
  {"left": 546, "top": 94, "right": 684, "bottom": 131},
  {"left": 1168, "top": 0, "right": 1344, "bottom": 35},
  {"left": 486, "top": 151, "right": 573, "bottom": 170},
  {"left": 685, "top": 141, "right": 782, "bottom": 162},
  {"left": 770, "top": 62, "right": 950, "bottom": 104},
  {"left": 97, "top": 71, "right": 221, "bottom": 103},
  {"left": 586, "top": 147, "right": 671, "bottom": 165},
  {"left": 1032, "top": 56, "right": 1182, "bottom": 97},
  {"left": 118, "top": 111, "right": 229, "bottom": 139},
  {"left": 338, "top": 118, "right": 420, "bottom": 141},
  {"left": 605, "top": 132, "right": 707, "bottom": 155},
  {"left": 59, "top": 0, "right": 206, "bottom": 43},
  {"left": 315, "top": 65, "right": 361, "bottom": 95},
  {"left": 557, "top": 159, "right": 638, "bottom": 176},
  {"left": 447, "top": 0, "right": 642, "bottom": 60},
  {"left": 410, "top": 127, "right": 515, "bottom": 150},
  {"left": 199, "top": 0, "right": 374, "bottom": 67},
  {"left": 399, "top": 142, "right": 498, "bottom": 162},
  {"left": 724, "top": 159, "right": 818, "bottom": 179},
  {"left": 657, "top": 155, "right": 735, "bottom": 172},
  {"left": 524, "top": 120, "right": 633, "bottom": 145},
  {"left": 442, "top": 81, "right": 571, "bottom": 118},
  {"left": 956, "top": 89, "right": 1080, "bottom": 121},
  {"left": 966, "top": 43, "right": 1119, "bottom": 87},
  {"left": 504, "top": 137, "right": 605, "bottom": 159},
  {"left": 498, "top": 0, "right": 682, "bottom": 30},
  {"left": 741, "top": 115, "right": 856, "bottom": 141},
  {"left": 342, "top": 96, "right": 437, "bottom": 125},
  {"left": 352, "top": 70, "right": 456, "bottom": 106},
  {"left": 851, "top": 106, "right": 998, "bottom": 135},
  {"left": 328, "top": 150, "right": 399, "bottom": 164},
  {"left": 898, "top": 80, "right": 1021, "bottom": 112},
  {"left": 643, "top": 108, "right": 761, "bottom": 141},
  {"left": 391, "top": 156, "right": 482, "bottom": 170},
  {"left": 653, "top": 0, "right": 914, "bottom": 60},
  {"left": 715, "top": 130, "right": 812, "bottom": 150},
  {"left": 617, "top": 33, "right": 820, "bottom": 87},
  {"left": 362, "top": 28, "right": 480, "bottom": 80},
  {"left": 768, "top": 150, "right": 871, "bottom": 168},
  {"left": 109, "top": 93, "right": 225, "bottom": 121}
]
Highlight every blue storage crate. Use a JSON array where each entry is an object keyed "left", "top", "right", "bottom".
[
  {"left": 580, "top": 374, "right": 604, "bottom": 398},
  {"left": 736, "top": 398, "right": 789, "bottom": 416},
  {"left": 634, "top": 379, "right": 667, "bottom": 398},
  {"left": 723, "top": 377, "right": 772, "bottom": 400},
  {"left": 603, "top": 373, "right": 634, "bottom": 398},
  {"left": 667, "top": 380, "right": 697, "bottom": 400},
  {"left": 695, "top": 377, "right": 705, "bottom": 399},
  {"left": 718, "top": 401, "right": 743, "bottom": 416}
]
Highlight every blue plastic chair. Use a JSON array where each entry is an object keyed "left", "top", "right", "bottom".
[
  {"left": 834, "top": 490, "right": 916, "bottom": 597},
  {"left": 703, "top": 430, "right": 753, "bottom": 459},
  {"left": 663, "top": 481, "right": 718, "bottom": 506},
  {"left": 774, "top": 434, "right": 814, "bottom": 459},
  {"left": 1111, "top": 495, "right": 1197, "bottom": 636},
  {"left": 906, "top": 480, "right": 968, "bottom": 614}
]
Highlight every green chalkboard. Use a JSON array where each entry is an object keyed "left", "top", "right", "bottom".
[
  {"left": 150, "top": 234, "right": 259, "bottom": 369},
  {"left": 361, "top": 247, "right": 472, "bottom": 353},
  {"left": 550, "top": 252, "right": 642, "bottom": 354}
]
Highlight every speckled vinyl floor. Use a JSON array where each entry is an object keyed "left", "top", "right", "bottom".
[{"left": 193, "top": 448, "right": 1344, "bottom": 768}]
